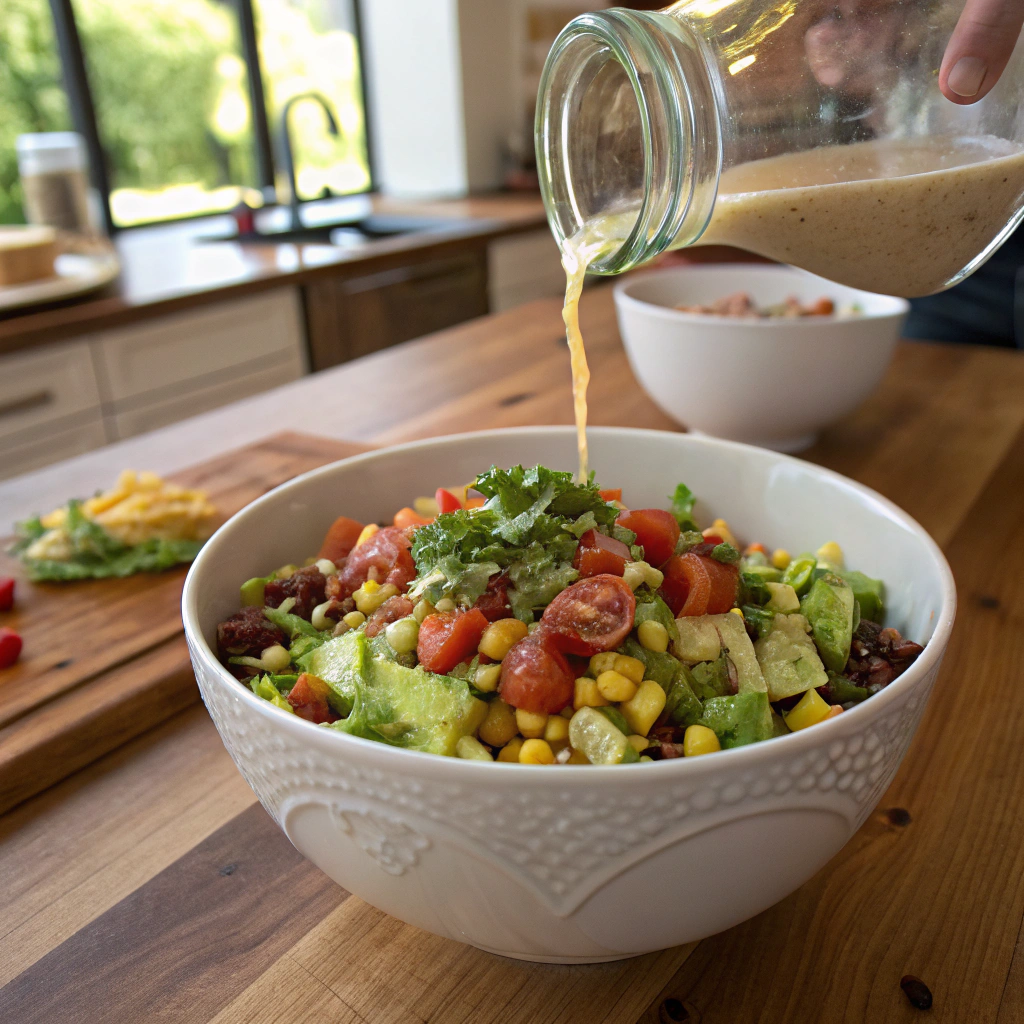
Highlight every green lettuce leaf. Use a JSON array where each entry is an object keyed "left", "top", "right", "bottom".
[{"left": 670, "top": 483, "right": 698, "bottom": 531}]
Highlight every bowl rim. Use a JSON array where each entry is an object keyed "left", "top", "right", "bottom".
[
  {"left": 182, "top": 425, "right": 955, "bottom": 783},
  {"left": 612, "top": 265, "right": 910, "bottom": 327}
]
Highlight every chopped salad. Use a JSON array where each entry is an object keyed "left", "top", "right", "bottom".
[{"left": 216, "top": 466, "right": 923, "bottom": 765}]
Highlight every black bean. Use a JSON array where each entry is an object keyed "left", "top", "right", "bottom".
[
  {"left": 886, "top": 807, "right": 912, "bottom": 827},
  {"left": 900, "top": 975, "right": 933, "bottom": 1010}
]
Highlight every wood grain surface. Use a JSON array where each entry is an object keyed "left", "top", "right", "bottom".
[
  {"left": 3, "top": 285, "right": 1024, "bottom": 1023},
  {"left": 0, "top": 432, "right": 368, "bottom": 814}
]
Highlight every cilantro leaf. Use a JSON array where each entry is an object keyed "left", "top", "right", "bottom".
[{"left": 670, "top": 483, "right": 699, "bottom": 531}]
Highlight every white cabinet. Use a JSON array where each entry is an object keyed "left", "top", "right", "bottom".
[
  {"left": 488, "top": 229, "right": 565, "bottom": 312},
  {"left": 0, "top": 287, "right": 307, "bottom": 483}
]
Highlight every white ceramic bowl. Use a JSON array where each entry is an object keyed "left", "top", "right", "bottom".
[
  {"left": 182, "top": 426, "right": 954, "bottom": 964},
  {"left": 614, "top": 265, "right": 910, "bottom": 452}
]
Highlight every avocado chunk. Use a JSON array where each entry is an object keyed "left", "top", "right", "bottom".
[
  {"left": 836, "top": 569, "right": 885, "bottom": 624},
  {"left": 800, "top": 573, "right": 855, "bottom": 673},
  {"left": 754, "top": 613, "right": 828, "bottom": 701},
  {"left": 690, "top": 652, "right": 733, "bottom": 700},
  {"left": 699, "top": 691, "right": 773, "bottom": 748},
  {"left": 707, "top": 613, "right": 766, "bottom": 693},
  {"left": 673, "top": 616, "right": 723, "bottom": 664},
  {"left": 305, "top": 631, "right": 487, "bottom": 755},
  {"left": 569, "top": 706, "right": 640, "bottom": 764}
]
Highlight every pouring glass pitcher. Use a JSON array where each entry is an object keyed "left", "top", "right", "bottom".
[{"left": 535, "top": 0, "right": 1024, "bottom": 296}]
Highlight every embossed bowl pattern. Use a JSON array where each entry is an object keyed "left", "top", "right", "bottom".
[{"left": 183, "top": 427, "right": 955, "bottom": 963}]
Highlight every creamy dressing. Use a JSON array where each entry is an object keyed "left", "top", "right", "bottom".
[{"left": 559, "top": 136, "right": 1024, "bottom": 472}]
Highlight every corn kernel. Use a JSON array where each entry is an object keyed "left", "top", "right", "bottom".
[
  {"left": 730, "top": 607, "right": 745, "bottom": 619},
  {"left": 332, "top": 620, "right": 351, "bottom": 637},
  {"left": 574, "top": 676, "right": 609, "bottom": 709},
  {"left": 260, "top": 644, "right": 291, "bottom": 673},
  {"left": 771, "top": 548, "right": 791, "bottom": 570},
  {"left": 315, "top": 558, "right": 337, "bottom": 576},
  {"left": 479, "top": 699, "right": 518, "bottom": 747},
  {"left": 589, "top": 652, "right": 618, "bottom": 676},
  {"left": 354, "top": 523, "right": 379, "bottom": 549},
  {"left": 621, "top": 679, "right": 668, "bottom": 736},
  {"left": 706, "top": 518, "right": 738, "bottom": 548},
  {"left": 816, "top": 541, "right": 845, "bottom": 570},
  {"left": 455, "top": 735, "right": 493, "bottom": 761},
  {"left": 474, "top": 663, "right": 501, "bottom": 693},
  {"left": 640, "top": 755, "right": 654, "bottom": 762},
  {"left": 497, "top": 737, "right": 524, "bottom": 762},
  {"left": 825, "top": 705, "right": 844, "bottom": 719},
  {"left": 519, "top": 739, "right": 556, "bottom": 765},
  {"left": 478, "top": 618, "right": 529, "bottom": 661},
  {"left": 544, "top": 714, "right": 570, "bottom": 743},
  {"left": 613, "top": 655, "right": 645, "bottom": 684},
  {"left": 566, "top": 747, "right": 590, "bottom": 765},
  {"left": 311, "top": 601, "right": 336, "bottom": 631},
  {"left": 413, "top": 599, "right": 434, "bottom": 623},
  {"left": 342, "top": 610, "right": 366, "bottom": 629},
  {"left": 597, "top": 670, "right": 638, "bottom": 703},
  {"left": 354, "top": 581, "right": 399, "bottom": 615},
  {"left": 627, "top": 734, "right": 649, "bottom": 753},
  {"left": 683, "top": 724, "right": 721, "bottom": 757},
  {"left": 637, "top": 620, "right": 669, "bottom": 653},
  {"left": 434, "top": 597, "right": 456, "bottom": 613},
  {"left": 385, "top": 616, "right": 420, "bottom": 654},
  {"left": 784, "top": 688, "right": 832, "bottom": 731},
  {"left": 516, "top": 707, "right": 548, "bottom": 739}
]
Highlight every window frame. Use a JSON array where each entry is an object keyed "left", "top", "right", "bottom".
[{"left": 46, "top": 0, "right": 374, "bottom": 233}]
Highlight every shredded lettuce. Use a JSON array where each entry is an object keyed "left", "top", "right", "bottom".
[
  {"left": 410, "top": 464, "right": 620, "bottom": 618},
  {"left": 264, "top": 605, "right": 320, "bottom": 638}
]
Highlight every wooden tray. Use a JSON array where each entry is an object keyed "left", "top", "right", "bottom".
[{"left": 0, "top": 431, "right": 368, "bottom": 814}]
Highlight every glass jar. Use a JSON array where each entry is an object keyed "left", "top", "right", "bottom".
[{"left": 535, "top": 1, "right": 1024, "bottom": 296}]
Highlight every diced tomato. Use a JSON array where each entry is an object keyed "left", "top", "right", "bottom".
[
  {"left": 416, "top": 608, "right": 489, "bottom": 674},
  {"left": 541, "top": 574, "right": 636, "bottom": 655},
  {"left": 744, "top": 542, "right": 767, "bottom": 556},
  {"left": 287, "top": 673, "right": 336, "bottom": 724},
  {"left": 364, "top": 594, "right": 415, "bottom": 638},
  {"left": 702, "top": 534, "right": 723, "bottom": 547},
  {"left": 658, "top": 556, "right": 690, "bottom": 616},
  {"left": 394, "top": 507, "right": 432, "bottom": 530},
  {"left": 435, "top": 488, "right": 463, "bottom": 514},
  {"left": 317, "top": 516, "right": 365, "bottom": 563},
  {"left": 498, "top": 629, "right": 575, "bottom": 714},
  {"left": 616, "top": 509, "right": 680, "bottom": 567},
  {"left": 599, "top": 488, "right": 622, "bottom": 502},
  {"left": 573, "top": 529, "right": 630, "bottom": 578},
  {"left": 0, "top": 577, "right": 14, "bottom": 613},
  {"left": 331, "top": 526, "right": 416, "bottom": 600},
  {"left": 473, "top": 575, "right": 513, "bottom": 621},
  {"left": 465, "top": 497, "right": 486, "bottom": 509},
  {"left": 661, "top": 552, "right": 738, "bottom": 617},
  {"left": 0, "top": 628, "right": 22, "bottom": 669}
]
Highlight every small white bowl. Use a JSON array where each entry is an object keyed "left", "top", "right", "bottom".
[
  {"left": 182, "top": 426, "right": 954, "bottom": 963},
  {"left": 614, "top": 265, "right": 909, "bottom": 452}
]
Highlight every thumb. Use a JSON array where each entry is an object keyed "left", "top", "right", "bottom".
[{"left": 940, "top": 0, "right": 1024, "bottom": 103}]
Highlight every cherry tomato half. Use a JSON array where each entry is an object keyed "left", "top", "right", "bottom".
[
  {"left": 317, "top": 516, "right": 365, "bottom": 564},
  {"left": 473, "top": 575, "right": 513, "bottom": 621},
  {"left": 0, "top": 577, "right": 15, "bottom": 613},
  {"left": 498, "top": 628, "right": 575, "bottom": 714},
  {"left": 540, "top": 574, "right": 636, "bottom": 655},
  {"left": 616, "top": 508, "right": 680, "bottom": 568},
  {"left": 364, "top": 594, "right": 415, "bottom": 638},
  {"left": 416, "top": 608, "right": 489, "bottom": 674},
  {"left": 287, "top": 673, "right": 337, "bottom": 724},
  {"left": 573, "top": 529, "right": 630, "bottom": 578},
  {"left": 435, "top": 488, "right": 463, "bottom": 514}
]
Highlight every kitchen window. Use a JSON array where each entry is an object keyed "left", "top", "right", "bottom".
[{"left": 0, "top": 0, "right": 371, "bottom": 232}]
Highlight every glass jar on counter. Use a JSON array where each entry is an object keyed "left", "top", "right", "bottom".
[
  {"left": 535, "top": 0, "right": 1024, "bottom": 296},
  {"left": 16, "top": 132, "right": 95, "bottom": 237}
]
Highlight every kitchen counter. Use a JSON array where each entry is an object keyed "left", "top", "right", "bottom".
[
  {"left": 0, "top": 193, "right": 547, "bottom": 357},
  {"left": 3, "top": 287, "right": 1024, "bottom": 1022}
]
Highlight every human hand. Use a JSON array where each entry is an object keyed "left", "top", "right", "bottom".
[{"left": 941, "top": 0, "right": 1024, "bottom": 103}]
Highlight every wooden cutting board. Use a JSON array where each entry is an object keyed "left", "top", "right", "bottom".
[{"left": 0, "top": 431, "right": 369, "bottom": 815}]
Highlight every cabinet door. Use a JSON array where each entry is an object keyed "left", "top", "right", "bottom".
[
  {"left": 488, "top": 230, "right": 565, "bottom": 312},
  {"left": 305, "top": 248, "right": 489, "bottom": 370}
]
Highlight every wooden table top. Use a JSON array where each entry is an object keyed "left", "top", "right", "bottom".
[{"left": 3, "top": 284, "right": 1024, "bottom": 1023}]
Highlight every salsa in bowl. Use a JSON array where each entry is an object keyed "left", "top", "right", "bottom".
[{"left": 182, "top": 426, "right": 954, "bottom": 962}]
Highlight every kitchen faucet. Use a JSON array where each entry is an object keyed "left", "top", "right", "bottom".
[{"left": 279, "top": 92, "right": 340, "bottom": 232}]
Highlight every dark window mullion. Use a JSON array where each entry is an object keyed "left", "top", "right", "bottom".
[
  {"left": 47, "top": 0, "right": 113, "bottom": 235},
  {"left": 237, "top": 0, "right": 277, "bottom": 203},
  {"left": 351, "top": 0, "right": 376, "bottom": 191}
]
